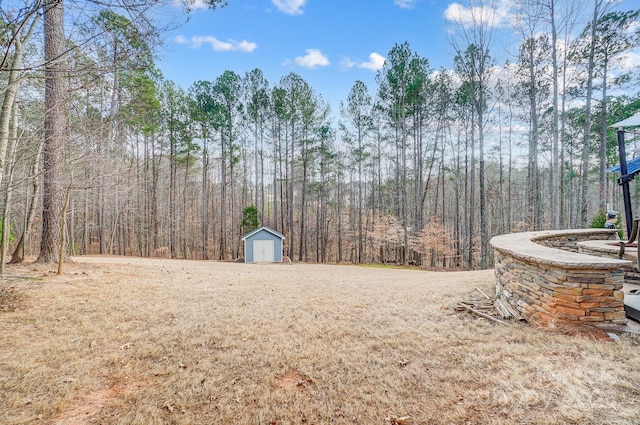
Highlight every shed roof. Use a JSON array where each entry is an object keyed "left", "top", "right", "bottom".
[{"left": 241, "top": 226, "right": 285, "bottom": 241}]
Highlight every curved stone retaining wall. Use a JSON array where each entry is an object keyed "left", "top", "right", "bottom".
[{"left": 490, "top": 229, "right": 630, "bottom": 327}]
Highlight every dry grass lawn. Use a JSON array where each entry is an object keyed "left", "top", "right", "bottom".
[{"left": 1, "top": 256, "right": 639, "bottom": 425}]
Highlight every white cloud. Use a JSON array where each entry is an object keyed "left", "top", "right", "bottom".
[
  {"left": 395, "top": 0, "right": 418, "bottom": 9},
  {"left": 186, "top": 0, "right": 208, "bottom": 9},
  {"left": 340, "top": 57, "right": 357, "bottom": 69},
  {"left": 176, "top": 35, "right": 257, "bottom": 52},
  {"left": 358, "top": 52, "right": 386, "bottom": 71},
  {"left": 444, "top": 0, "right": 514, "bottom": 28},
  {"left": 339, "top": 53, "right": 386, "bottom": 71},
  {"left": 295, "top": 49, "right": 330, "bottom": 68},
  {"left": 173, "top": 0, "right": 211, "bottom": 10},
  {"left": 272, "top": 0, "right": 307, "bottom": 15},
  {"left": 620, "top": 50, "right": 640, "bottom": 71}
]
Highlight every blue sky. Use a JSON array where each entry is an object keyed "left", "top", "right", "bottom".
[
  {"left": 158, "top": 0, "right": 492, "bottom": 116},
  {"left": 156, "top": 0, "right": 640, "bottom": 119}
]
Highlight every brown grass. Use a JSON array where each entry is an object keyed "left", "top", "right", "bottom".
[
  {"left": 0, "top": 256, "right": 639, "bottom": 425},
  {"left": 0, "top": 277, "right": 32, "bottom": 312}
]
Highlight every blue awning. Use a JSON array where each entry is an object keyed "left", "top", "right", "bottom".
[{"left": 606, "top": 156, "right": 640, "bottom": 174}]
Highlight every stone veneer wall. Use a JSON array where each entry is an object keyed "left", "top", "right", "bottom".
[
  {"left": 576, "top": 241, "right": 640, "bottom": 282},
  {"left": 494, "top": 252, "right": 626, "bottom": 326},
  {"left": 491, "top": 230, "right": 629, "bottom": 328},
  {"left": 538, "top": 232, "right": 618, "bottom": 251}
]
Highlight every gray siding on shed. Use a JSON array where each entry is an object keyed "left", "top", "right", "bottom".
[{"left": 242, "top": 227, "right": 285, "bottom": 263}]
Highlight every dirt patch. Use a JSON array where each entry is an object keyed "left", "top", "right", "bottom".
[
  {"left": 53, "top": 385, "right": 124, "bottom": 425},
  {"left": 275, "top": 370, "right": 316, "bottom": 391}
]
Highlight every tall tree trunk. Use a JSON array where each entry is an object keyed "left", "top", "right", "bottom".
[
  {"left": 579, "top": 0, "right": 603, "bottom": 226},
  {"left": 467, "top": 114, "right": 475, "bottom": 270},
  {"left": 559, "top": 51, "right": 569, "bottom": 228},
  {"left": 298, "top": 156, "right": 308, "bottom": 262},
  {"left": 183, "top": 151, "right": 190, "bottom": 258},
  {"left": 169, "top": 129, "right": 177, "bottom": 258},
  {"left": 11, "top": 143, "right": 43, "bottom": 263},
  {"left": 230, "top": 150, "right": 237, "bottom": 259},
  {"left": 507, "top": 99, "right": 513, "bottom": 233},
  {"left": 39, "top": 0, "right": 67, "bottom": 263},
  {"left": 0, "top": 104, "right": 19, "bottom": 273},
  {"left": 272, "top": 133, "right": 279, "bottom": 231},
  {"left": 478, "top": 107, "right": 487, "bottom": 268},
  {"left": 259, "top": 126, "right": 265, "bottom": 224},
  {"left": 599, "top": 58, "right": 608, "bottom": 211},
  {"left": 400, "top": 106, "right": 408, "bottom": 266},
  {"left": 550, "top": 0, "right": 561, "bottom": 229},
  {"left": 527, "top": 40, "right": 541, "bottom": 230},
  {"left": 288, "top": 123, "right": 295, "bottom": 261},
  {"left": 0, "top": 7, "right": 39, "bottom": 196},
  {"left": 357, "top": 139, "right": 363, "bottom": 264},
  {"left": 202, "top": 141, "right": 209, "bottom": 260},
  {"left": 337, "top": 171, "right": 343, "bottom": 263},
  {"left": 151, "top": 136, "right": 160, "bottom": 252},
  {"left": 452, "top": 129, "right": 461, "bottom": 268}
]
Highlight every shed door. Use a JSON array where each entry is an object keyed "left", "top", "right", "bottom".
[{"left": 253, "top": 240, "right": 274, "bottom": 262}]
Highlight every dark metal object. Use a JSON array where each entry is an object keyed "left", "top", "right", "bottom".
[
  {"left": 617, "top": 129, "right": 634, "bottom": 238},
  {"left": 618, "top": 219, "right": 640, "bottom": 271}
]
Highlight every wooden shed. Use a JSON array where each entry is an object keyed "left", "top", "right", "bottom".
[{"left": 242, "top": 226, "right": 285, "bottom": 263}]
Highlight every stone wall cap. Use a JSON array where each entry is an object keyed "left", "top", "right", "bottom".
[{"left": 490, "top": 229, "right": 632, "bottom": 270}]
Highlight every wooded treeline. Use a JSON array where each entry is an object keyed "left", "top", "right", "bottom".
[{"left": 1, "top": 0, "right": 640, "bottom": 269}]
